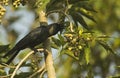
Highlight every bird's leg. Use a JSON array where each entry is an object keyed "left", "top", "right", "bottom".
[{"left": 30, "top": 48, "right": 38, "bottom": 54}]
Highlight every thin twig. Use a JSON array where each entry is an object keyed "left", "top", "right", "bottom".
[
  {"left": 70, "top": 22, "right": 74, "bottom": 32},
  {"left": 11, "top": 51, "right": 34, "bottom": 78},
  {"left": 40, "top": 68, "right": 46, "bottom": 78},
  {"left": 0, "top": 63, "right": 15, "bottom": 68},
  {"left": 11, "top": 49, "right": 44, "bottom": 78},
  {"left": 28, "top": 63, "right": 45, "bottom": 78},
  {"left": 46, "top": 10, "right": 71, "bottom": 22},
  {"left": 0, "top": 74, "right": 12, "bottom": 78}
]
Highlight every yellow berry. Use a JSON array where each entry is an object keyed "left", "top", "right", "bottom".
[
  {"left": 0, "top": 12, "right": 5, "bottom": 16},
  {"left": 86, "top": 37, "right": 90, "bottom": 41},
  {"left": 13, "top": 2, "right": 16, "bottom": 6},
  {"left": 2, "top": 9, "right": 6, "bottom": 12},
  {"left": 17, "top": 0, "right": 20, "bottom": 2},
  {"left": 78, "top": 45, "right": 82, "bottom": 49},
  {"left": 15, "top": 5, "right": 18, "bottom": 8},
  {"left": 73, "top": 38, "right": 76, "bottom": 42},
  {"left": 0, "top": 5, "right": 3, "bottom": 9},
  {"left": 68, "top": 47, "right": 72, "bottom": 51},
  {"left": 79, "top": 29, "right": 83, "bottom": 35},
  {"left": 5, "top": 3, "right": 8, "bottom": 6},
  {"left": 70, "top": 36, "right": 72, "bottom": 40}
]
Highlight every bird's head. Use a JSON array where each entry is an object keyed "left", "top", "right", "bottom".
[{"left": 48, "top": 23, "right": 64, "bottom": 36}]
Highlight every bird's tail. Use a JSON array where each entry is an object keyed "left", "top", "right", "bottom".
[
  {"left": 3, "top": 48, "right": 16, "bottom": 58},
  {"left": 6, "top": 51, "right": 19, "bottom": 64},
  {"left": 3, "top": 48, "right": 20, "bottom": 64}
]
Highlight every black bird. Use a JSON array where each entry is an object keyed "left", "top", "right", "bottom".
[{"left": 3, "top": 23, "right": 63, "bottom": 64}]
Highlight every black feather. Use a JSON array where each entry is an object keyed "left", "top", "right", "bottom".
[{"left": 3, "top": 23, "right": 63, "bottom": 64}]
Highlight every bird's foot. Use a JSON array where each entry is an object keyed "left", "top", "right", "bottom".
[{"left": 31, "top": 48, "right": 38, "bottom": 54}]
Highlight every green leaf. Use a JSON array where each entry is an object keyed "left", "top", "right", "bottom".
[
  {"left": 14, "top": 72, "right": 33, "bottom": 78},
  {"left": 72, "top": 1, "right": 97, "bottom": 12},
  {"left": 61, "top": 50, "right": 79, "bottom": 61},
  {"left": 68, "top": 0, "right": 89, "bottom": 4},
  {"left": 78, "top": 10, "right": 96, "bottom": 23},
  {"left": 70, "top": 12, "right": 89, "bottom": 29},
  {"left": 117, "top": 66, "right": 120, "bottom": 68},
  {"left": 36, "top": 0, "right": 50, "bottom": 11},
  {"left": 75, "top": 12, "right": 89, "bottom": 29},
  {"left": 85, "top": 47, "right": 91, "bottom": 64},
  {"left": 0, "top": 44, "right": 9, "bottom": 53},
  {"left": 97, "top": 35, "right": 110, "bottom": 38},
  {"left": 51, "top": 37, "right": 61, "bottom": 47},
  {"left": 69, "top": 11, "right": 78, "bottom": 26},
  {"left": 71, "top": 14, "right": 78, "bottom": 26},
  {"left": 82, "top": 4, "right": 97, "bottom": 12},
  {"left": 51, "top": 43, "right": 59, "bottom": 49},
  {"left": 109, "top": 75, "right": 120, "bottom": 78},
  {"left": 0, "top": 69, "right": 6, "bottom": 75},
  {"left": 58, "top": 34, "right": 64, "bottom": 42},
  {"left": 78, "top": 50, "right": 85, "bottom": 65},
  {"left": 97, "top": 40, "right": 115, "bottom": 54},
  {"left": 46, "top": 0, "right": 64, "bottom": 12},
  {"left": 58, "top": 34, "right": 65, "bottom": 46},
  {"left": 77, "top": 13, "right": 89, "bottom": 29}
]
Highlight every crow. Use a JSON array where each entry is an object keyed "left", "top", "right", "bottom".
[{"left": 3, "top": 23, "right": 64, "bottom": 64}]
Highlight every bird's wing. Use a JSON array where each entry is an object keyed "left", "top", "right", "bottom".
[
  {"left": 14, "top": 26, "right": 48, "bottom": 49},
  {"left": 15, "top": 27, "right": 43, "bottom": 49},
  {"left": 6, "top": 50, "right": 20, "bottom": 64}
]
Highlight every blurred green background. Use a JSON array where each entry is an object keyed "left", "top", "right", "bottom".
[{"left": 0, "top": 0, "right": 120, "bottom": 78}]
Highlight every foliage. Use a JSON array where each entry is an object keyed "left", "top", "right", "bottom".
[{"left": 0, "top": 0, "right": 120, "bottom": 78}]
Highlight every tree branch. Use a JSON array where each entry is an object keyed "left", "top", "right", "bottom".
[
  {"left": 39, "top": 11, "right": 56, "bottom": 78},
  {"left": 40, "top": 68, "right": 46, "bottom": 78},
  {"left": 44, "top": 49, "right": 56, "bottom": 78}
]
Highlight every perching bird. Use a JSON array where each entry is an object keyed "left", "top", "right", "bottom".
[{"left": 3, "top": 23, "right": 64, "bottom": 64}]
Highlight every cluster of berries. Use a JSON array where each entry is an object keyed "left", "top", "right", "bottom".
[
  {"left": 2, "top": 0, "right": 8, "bottom": 6},
  {"left": 0, "top": 5, "right": 6, "bottom": 22},
  {"left": 13, "top": 0, "right": 21, "bottom": 8}
]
